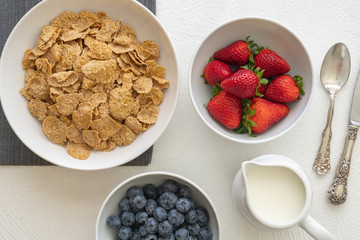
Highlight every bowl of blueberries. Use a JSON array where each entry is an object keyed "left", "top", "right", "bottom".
[{"left": 96, "top": 171, "right": 220, "bottom": 240}]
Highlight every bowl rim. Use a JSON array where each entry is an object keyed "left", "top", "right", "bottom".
[
  {"left": 95, "top": 171, "right": 221, "bottom": 239},
  {"left": 0, "top": 0, "right": 180, "bottom": 170},
  {"left": 188, "top": 16, "right": 314, "bottom": 144}
]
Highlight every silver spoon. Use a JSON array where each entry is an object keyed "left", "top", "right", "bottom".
[{"left": 313, "top": 43, "right": 351, "bottom": 175}]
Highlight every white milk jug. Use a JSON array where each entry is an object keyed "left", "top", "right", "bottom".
[{"left": 232, "top": 154, "right": 332, "bottom": 240}]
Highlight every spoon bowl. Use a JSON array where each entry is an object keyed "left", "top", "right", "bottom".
[
  {"left": 313, "top": 43, "right": 351, "bottom": 175},
  {"left": 321, "top": 43, "right": 351, "bottom": 94}
]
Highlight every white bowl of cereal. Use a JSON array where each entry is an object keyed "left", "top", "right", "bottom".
[{"left": 0, "top": 0, "right": 179, "bottom": 170}]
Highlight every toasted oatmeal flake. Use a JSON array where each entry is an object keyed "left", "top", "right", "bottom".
[
  {"left": 66, "top": 124, "right": 84, "bottom": 144},
  {"left": 72, "top": 102, "right": 93, "bottom": 130},
  {"left": 42, "top": 116, "right": 67, "bottom": 146},
  {"left": 137, "top": 104, "right": 159, "bottom": 124},
  {"left": 47, "top": 71, "right": 78, "bottom": 88},
  {"left": 82, "top": 129, "right": 101, "bottom": 148},
  {"left": 27, "top": 99, "right": 48, "bottom": 121},
  {"left": 91, "top": 115, "right": 122, "bottom": 139},
  {"left": 81, "top": 59, "right": 119, "bottom": 84},
  {"left": 56, "top": 93, "right": 83, "bottom": 115},
  {"left": 37, "top": 26, "right": 60, "bottom": 51},
  {"left": 133, "top": 76, "right": 153, "bottom": 94},
  {"left": 24, "top": 75, "right": 50, "bottom": 100},
  {"left": 67, "top": 142, "right": 90, "bottom": 160},
  {"left": 111, "top": 125, "right": 136, "bottom": 146}
]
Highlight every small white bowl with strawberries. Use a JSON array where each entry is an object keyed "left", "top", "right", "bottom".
[{"left": 189, "top": 17, "right": 312, "bottom": 143}]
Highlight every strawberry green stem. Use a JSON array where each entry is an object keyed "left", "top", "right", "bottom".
[{"left": 233, "top": 99, "right": 257, "bottom": 136}]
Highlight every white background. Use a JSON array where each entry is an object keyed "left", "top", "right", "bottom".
[{"left": 1, "top": 0, "right": 360, "bottom": 239}]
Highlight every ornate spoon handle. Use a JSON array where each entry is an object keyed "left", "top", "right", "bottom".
[
  {"left": 328, "top": 125, "right": 358, "bottom": 205},
  {"left": 313, "top": 95, "right": 335, "bottom": 175}
]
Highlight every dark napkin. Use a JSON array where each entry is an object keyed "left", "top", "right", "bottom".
[{"left": 0, "top": 0, "right": 156, "bottom": 166}]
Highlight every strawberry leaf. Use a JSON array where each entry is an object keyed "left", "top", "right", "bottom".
[
  {"left": 248, "top": 54, "right": 255, "bottom": 66},
  {"left": 245, "top": 36, "right": 265, "bottom": 69},
  {"left": 233, "top": 99, "right": 257, "bottom": 135},
  {"left": 255, "top": 77, "right": 268, "bottom": 98},
  {"left": 247, "top": 124, "right": 253, "bottom": 134},
  {"left": 255, "top": 90, "right": 264, "bottom": 98},
  {"left": 212, "top": 84, "right": 223, "bottom": 96},
  {"left": 248, "top": 119, "right": 257, "bottom": 127},
  {"left": 294, "top": 75, "right": 305, "bottom": 97},
  {"left": 259, "top": 78, "right": 268, "bottom": 85},
  {"left": 299, "top": 88, "right": 305, "bottom": 96},
  {"left": 240, "top": 65, "right": 250, "bottom": 70},
  {"left": 248, "top": 108, "right": 256, "bottom": 117},
  {"left": 253, "top": 67, "right": 265, "bottom": 79},
  {"left": 233, "top": 125, "right": 248, "bottom": 134}
]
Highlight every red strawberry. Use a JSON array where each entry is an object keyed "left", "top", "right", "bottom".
[
  {"left": 214, "top": 40, "right": 251, "bottom": 66},
  {"left": 248, "top": 97, "right": 289, "bottom": 133},
  {"left": 203, "top": 60, "right": 233, "bottom": 86},
  {"left": 265, "top": 75, "right": 304, "bottom": 103},
  {"left": 220, "top": 68, "right": 259, "bottom": 99},
  {"left": 207, "top": 91, "right": 242, "bottom": 129},
  {"left": 254, "top": 49, "right": 290, "bottom": 78}
]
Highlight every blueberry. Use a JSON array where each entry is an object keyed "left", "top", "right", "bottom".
[
  {"left": 188, "top": 236, "right": 198, "bottom": 240},
  {"left": 188, "top": 199, "right": 197, "bottom": 210},
  {"left": 197, "top": 227, "right": 212, "bottom": 240},
  {"left": 130, "top": 194, "right": 147, "bottom": 212},
  {"left": 174, "top": 228, "right": 189, "bottom": 240},
  {"left": 145, "top": 234, "right": 158, "bottom": 240},
  {"left": 139, "top": 225, "right": 148, "bottom": 237},
  {"left": 157, "top": 184, "right": 165, "bottom": 195},
  {"left": 178, "top": 185, "right": 191, "bottom": 198},
  {"left": 167, "top": 209, "right": 185, "bottom": 228},
  {"left": 130, "top": 228, "right": 141, "bottom": 240},
  {"left": 117, "top": 226, "right": 133, "bottom": 240},
  {"left": 178, "top": 221, "right": 188, "bottom": 230},
  {"left": 127, "top": 186, "right": 144, "bottom": 198},
  {"left": 107, "top": 215, "right": 122, "bottom": 229},
  {"left": 185, "top": 209, "right": 198, "bottom": 224},
  {"left": 187, "top": 223, "right": 201, "bottom": 236},
  {"left": 144, "top": 217, "right": 159, "bottom": 234},
  {"left": 145, "top": 199, "right": 157, "bottom": 216},
  {"left": 158, "top": 220, "right": 173, "bottom": 237},
  {"left": 175, "top": 198, "right": 192, "bottom": 213},
  {"left": 154, "top": 207, "right": 168, "bottom": 222},
  {"left": 162, "top": 180, "right": 179, "bottom": 193},
  {"left": 121, "top": 211, "right": 136, "bottom": 227},
  {"left": 143, "top": 184, "right": 158, "bottom": 199},
  {"left": 159, "top": 192, "right": 178, "bottom": 210},
  {"left": 159, "top": 233, "right": 175, "bottom": 240},
  {"left": 196, "top": 208, "right": 209, "bottom": 227},
  {"left": 136, "top": 211, "right": 149, "bottom": 225},
  {"left": 119, "top": 197, "right": 131, "bottom": 212}
]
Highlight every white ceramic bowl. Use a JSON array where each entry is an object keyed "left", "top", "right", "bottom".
[
  {"left": 189, "top": 17, "right": 313, "bottom": 143},
  {"left": 0, "top": 0, "right": 179, "bottom": 170},
  {"left": 96, "top": 171, "right": 220, "bottom": 239}
]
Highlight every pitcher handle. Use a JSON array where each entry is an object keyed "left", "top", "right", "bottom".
[{"left": 299, "top": 215, "right": 332, "bottom": 240}]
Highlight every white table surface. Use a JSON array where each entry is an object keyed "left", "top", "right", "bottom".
[{"left": 1, "top": 0, "right": 360, "bottom": 239}]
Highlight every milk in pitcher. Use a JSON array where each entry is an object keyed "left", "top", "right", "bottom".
[{"left": 246, "top": 166, "right": 306, "bottom": 225}]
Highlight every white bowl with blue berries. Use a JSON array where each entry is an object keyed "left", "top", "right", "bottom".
[{"left": 96, "top": 171, "right": 220, "bottom": 239}]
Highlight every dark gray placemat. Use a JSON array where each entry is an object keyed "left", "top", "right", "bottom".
[{"left": 0, "top": 0, "right": 156, "bottom": 166}]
